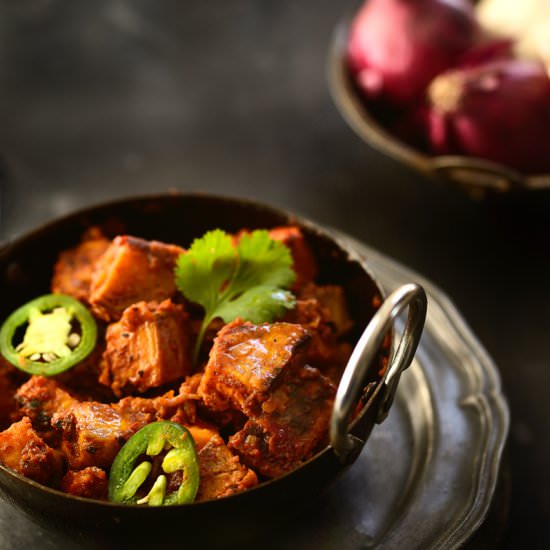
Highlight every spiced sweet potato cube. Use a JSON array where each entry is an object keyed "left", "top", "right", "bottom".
[
  {"left": 283, "top": 297, "right": 352, "bottom": 382},
  {"left": 0, "top": 376, "right": 15, "bottom": 432},
  {"left": 60, "top": 466, "right": 108, "bottom": 500},
  {"left": 298, "top": 283, "right": 353, "bottom": 337},
  {"left": 116, "top": 388, "right": 198, "bottom": 427},
  {"left": 283, "top": 298, "right": 337, "bottom": 364},
  {"left": 100, "top": 300, "right": 193, "bottom": 396},
  {"left": 268, "top": 226, "right": 318, "bottom": 289},
  {"left": 194, "top": 430, "right": 258, "bottom": 501},
  {"left": 52, "top": 400, "right": 154, "bottom": 469},
  {"left": 198, "top": 320, "right": 311, "bottom": 416},
  {"left": 0, "top": 417, "right": 64, "bottom": 486},
  {"left": 14, "top": 376, "right": 78, "bottom": 433},
  {"left": 51, "top": 227, "right": 111, "bottom": 303},
  {"left": 0, "top": 359, "right": 25, "bottom": 430},
  {"left": 228, "top": 365, "right": 335, "bottom": 478},
  {"left": 89, "top": 235, "right": 184, "bottom": 321}
]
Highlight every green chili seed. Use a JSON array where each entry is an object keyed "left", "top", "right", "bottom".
[{"left": 67, "top": 333, "right": 81, "bottom": 348}]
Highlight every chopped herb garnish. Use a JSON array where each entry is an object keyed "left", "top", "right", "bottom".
[{"left": 174, "top": 229, "right": 296, "bottom": 363}]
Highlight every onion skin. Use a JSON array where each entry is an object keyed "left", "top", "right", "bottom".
[
  {"left": 427, "top": 59, "right": 550, "bottom": 173},
  {"left": 347, "top": 0, "right": 480, "bottom": 107}
]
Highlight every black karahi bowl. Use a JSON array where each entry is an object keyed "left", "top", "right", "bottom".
[{"left": 0, "top": 193, "right": 426, "bottom": 546}]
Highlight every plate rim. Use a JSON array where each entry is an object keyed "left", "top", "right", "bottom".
[{"left": 338, "top": 232, "right": 510, "bottom": 549}]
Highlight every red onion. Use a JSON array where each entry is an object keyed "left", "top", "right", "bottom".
[
  {"left": 427, "top": 59, "right": 550, "bottom": 173},
  {"left": 347, "top": 0, "right": 480, "bottom": 106}
]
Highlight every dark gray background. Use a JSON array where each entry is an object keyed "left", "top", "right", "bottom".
[{"left": 0, "top": 1, "right": 548, "bottom": 548}]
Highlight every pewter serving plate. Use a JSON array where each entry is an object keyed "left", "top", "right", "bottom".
[
  {"left": 0, "top": 234, "right": 508, "bottom": 550},
  {"left": 262, "top": 234, "right": 509, "bottom": 550}
]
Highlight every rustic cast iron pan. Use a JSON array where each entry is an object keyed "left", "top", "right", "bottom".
[{"left": 0, "top": 193, "right": 426, "bottom": 546}]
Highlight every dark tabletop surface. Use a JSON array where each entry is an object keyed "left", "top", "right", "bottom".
[{"left": 0, "top": 1, "right": 548, "bottom": 548}]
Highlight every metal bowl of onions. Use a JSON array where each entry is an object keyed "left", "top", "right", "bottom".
[{"left": 328, "top": 0, "right": 550, "bottom": 197}]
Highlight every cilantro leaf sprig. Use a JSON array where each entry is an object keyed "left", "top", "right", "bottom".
[{"left": 175, "top": 229, "right": 296, "bottom": 364}]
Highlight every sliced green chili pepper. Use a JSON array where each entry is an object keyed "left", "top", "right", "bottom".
[
  {"left": 0, "top": 293, "right": 97, "bottom": 376},
  {"left": 108, "top": 421, "right": 200, "bottom": 506}
]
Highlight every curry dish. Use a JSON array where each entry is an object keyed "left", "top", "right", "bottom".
[{"left": 0, "top": 226, "right": 360, "bottom": 504}]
